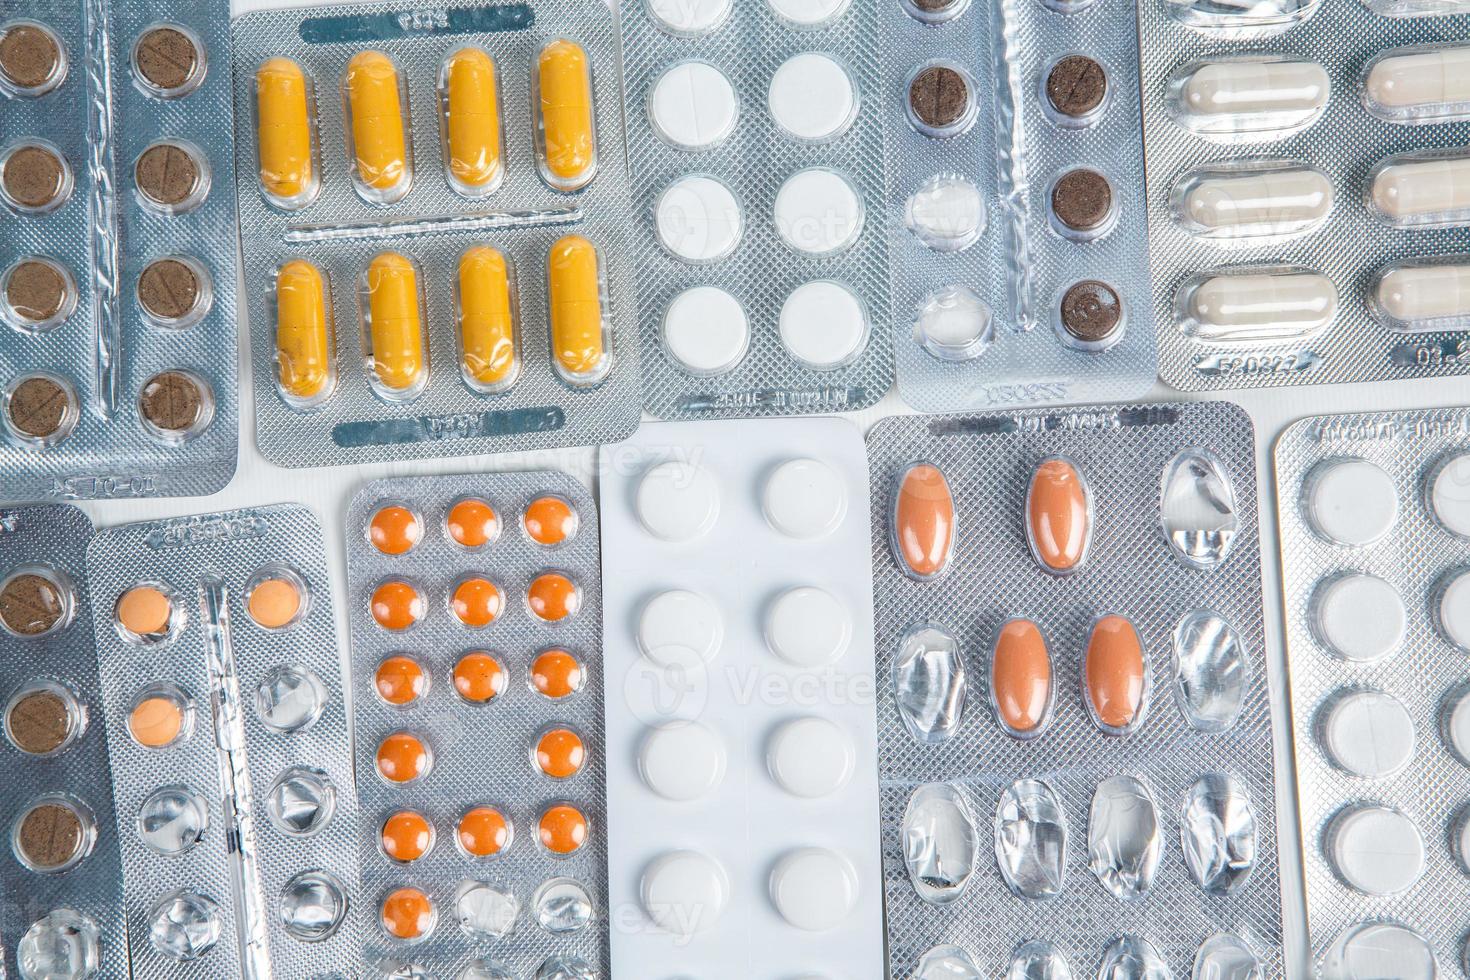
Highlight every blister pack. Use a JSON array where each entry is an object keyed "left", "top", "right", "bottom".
[
  {"left": 346, "top": 473, "right": 607, "bottom": 978},
  {"left": 1141, "top": 0, "right": 1470, "bottom": 392},
  {"left": 230, "top": 0, "right": 639, "bottom": 468},
  {"left": 87, "top": 504, "right": 361, "bottom": 978},
  {"left": 1275, "top": 408, "right": 1470, "bottom": 978},
  {"left": 0, "top": 0, "right": 238, "bottom": 500},
  {"left": 596, "top": 418, "right": 884, "bottom": 977},
  {"left": 867, "top": 401, "right": 1281, "bottom": 978},
  {"left": 0, "top": 504, "right": 127, "bottom": 979}
]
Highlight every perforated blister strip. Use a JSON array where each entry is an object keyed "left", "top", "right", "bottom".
[
  {"left": 869, "top": 402, "right": 1282, "bottom": 978},
  {"left": 1275, "top": 409, "right": 1470, "bottom": 976},
  {"left": 89, "top": 505, "right": 361, "bottom": 980},
  {"left": 231, "top": 0, "right": 639, "bottom": 467}
]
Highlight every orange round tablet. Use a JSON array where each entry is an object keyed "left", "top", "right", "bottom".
[
  {"left": 446, "top": 498, "right": 499, "bottom": 549},
  {"left": 531, "top": 649, "right": 584, "bottom": 699},
  {"left": 457, "top": 805, "right": 510, "bottom": 858},
  {"left": 116, "top": 585, "right": 173, "bottom": 638},
  {"left": 380, "top": 886, "right": 434, "bottom": 940},
  {"left": 128, "top": 695, "right": 185, "bottom": 748},
  {"left": 381, "top": 810, "right": 433, "bottom": 863},
  {"left": 376, "top": 731, "right": 431, "bottom": 783},
  {"left": 370, "top": 505, "right": 422, "bottom": 555},
  {"left": 538, "top": 803, "right": 588, "bottom": 855},
  {"left": 535, "top": 726, "right": 586, "bottom": 779},
  {"left": 524, "top": 495, "right": 577, "bottom": 546},
  {"left": 374, "top": 656, "right": 426, "bottom": 706},
  {"left": 451, "top": 577, "right": 503, "bottom": 628},
  {"left": 247, "top": 576, "right": 302, "bottom": 629},
  {"left": 371, "top": 581, "right": 423, "bottom": 631},
  {"left": 527, "top": 573, "right": 579, "bottom": 623},
  {"left": 452, "top": 651, "right": 506, "bottom": 704}
]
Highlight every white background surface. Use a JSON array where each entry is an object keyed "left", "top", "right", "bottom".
[{"left": 43, "top": 0, "right": 1470, "bottom": 973}]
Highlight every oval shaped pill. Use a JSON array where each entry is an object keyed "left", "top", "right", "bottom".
[
  {"left": 364, "top": 252, "right": 425, "bottom": 395},
  {"left": 1085, "top": 614, "right": 1146, "bottom": 734},
  {"left": 458, "top": 245, "right": 518, "bottom": 392},
  {"left": 991, "top": 619, "right": 1052, "bottom": 738},
  {"left": 255, "top": 57, "right": 315, "bottom": 207},
  {"left": 1376, "top": 262, "right": 1470, "bottom": 326},
  {"left": 443, "top": 48, "right": 502, "bottom": 193},
  {"left": 891, "top": 462, "right": 955, "bottom": 580},
  {"left": 1026, "top": 457, "right": 1091, "bottom": 574},
  {"left": 1178, "top": 166, "right": 1333, "bottom": 237},
  {"left": 537, "top": 39, "right": 596, "bottom": 191},
  {"left": 547, "top": 234, "right": 609, "bottom": 385},
  {"left": 1181, "top": 270, "right": 1337, "bottom": 343},
  {"left": 1180, "top": 58, "right": 1329, "bottom": 122},
  {"left": 1371, "top": 155, "right": 1470, "bottom": 225},
  {"left": 274, "top": 259, "right": 333, "bottom": 404},
  {"left": 345, "top": 50, "right": 409, "bottom": 199},
  {"left": 1365, "top": 45, "right": 1470, "bottom": 119}
]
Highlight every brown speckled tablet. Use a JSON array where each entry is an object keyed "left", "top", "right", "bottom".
[
  {"left": 6, "top": 260, "right": 67, "bottom": 323},
  {"left": 135, "top": 143, "right": 200, "bottom": 208},
  {"left": 3, "top": 145, "right": 67, "bottom": 210},
  {"left": 1060, "top": 280, "right": 1123, "bottom": 347},
  {"left": 7, "top": 375, "right": 70, "bottom": 439},
  {"left": 1047, "top": 55, "right": 1106, "bottom": 119},
  {"left": 1051, "top": 168, "right": 1113, "bottom": 232},
  {"left": 909, "top": 65, "right": 971, "bottom": 132},
  {"left": 138, "top": 259, "right": 200, "bottom": 322},
  {"left": 16, "top": 801, "right": 84, "bottom": 870},
  {"left": 0, "top": 574, "right": 65, "bottom": 637},
  {"left": 134, "top": 26, "right": 199, "bottom": 93},
  {"left": 0, "top": 24, "right": 62, "bottom": 92},
  {"left": 140, "top": 371, "right": 205, "bottom": 434},
  {"left": 7, "top": 689, "right": 72, "bottom": 753}
]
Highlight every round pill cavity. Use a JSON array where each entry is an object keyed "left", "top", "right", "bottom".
[
  {"left": 451, "top": 577, "right": 503, "bottom": 629},
  {"left": 639, "top": 590, "right": 723, "bottom": 665},
  {"left": 1447, "top": 689, "right": 1470, "bottom": 765},
  {"left": 14, "top": 797, "right": 92, "bottom": 872},
  {"left": 662, "top": 286, "right": 749, "bottom": 376},
  {"left": 763, "top": 458, "right": 847, "bottom": 539},
  {"left": 0, "top": 22, "right": 66, "bottom": 96},
  {"left": 375, "top": 655, "right": 426, "bottom": 706},
  {"left": 769, "top": 848, "right": 858, "bottom": 932},
  {"left": 138, "top": 785, "right": 207, "bottom": 856},
  {"left": 1323, "top": 922, "right": 1436, "bottom": 980},
  {"left": 381, "top": 810, "right": 433, "bottom": 863},
  {"left": 4, "top": 373, "right": 78, "bottom": 446},
  {"left": 126, "top": 685, "right": 190, "bottom": 749},
  {"left": 647, "top": 0, "right": 732, "bottom": 35},
  {"left": 134, "top": 141, "right": 206, "bottom": 212},
  {"left": 376, "top": 731, "right": 431, "bottom": 784},
  {"left": 524, "top": 495, "right": 578, "bottom": 547},
  {"left": 453, "top": 651, "right": 506, "bottom": 704},
  {"left": 1305, "top": 459, "right": 1398, "bottom": 546},
  {"left": 446, "top": 498, "right": 499, "bottom": 549},
  {"left": 767, "top": 716, "right": 855, "bottom": 798},
  {"left": 528, "top": 572, "right": 580, "bottom": 622},
  {"left": 457, "top": 805, "right": 510, "bottom": 858},
  {"left": 4, "top": 257, "right": 75, "bottom": 331},
  {"left": 1330, "top": 806, "right": 1424, "bottom": 895},
  {"left": 907, "top": 62, "right": 975, "bottom": 138},
  {"left": 774, "top": 168, "right": 863, "bottom": 256},
  {"left": 1440, "top": 570, "right": 1470, "bottom": 651},
  {"left": 1322, "top": 690, "right": 1415, "bottom": 778},
  {"left": 1431, "top": 453, "right": 1470, "bottom": 538},
  {"left": 535, "top": 726, "right": 587, "bottom": 779},
  {"left": 5, "top": 682, "right": 80, "bottom": 756},
  {"left": 370, "top": 504, "right": 423, "bottom": 555},
  {"left": 1313, "top": 574, "right": 1405, "bottom": 663},
  {"left": 637, "top": 461, "right": 721, "bottom": 542},
  {"left": 650, "top": 61, "right": 738, "bottom": 150},
  {"left": 538, "top": 803, "right": 589, "bottom": 855},
  {"left": 1046, "top": 54, "right": 1107, "bottom": 123},
  {"left": 133, "top": 25, "right": 203, "bottom": 97},
  {"left": 266, "top": 767, "right": 336, "bottom": 837},
  {"left": 246, "top": 571, "right": 304, "bottom": 630},
  {"left": 917, "top": 285, "right": 995, "bottom": 362},
  {"left": 255, "top": 665, "right": 327, "bottom": 734},
  {"left": 138, "top": 370, "right": 213, "bottom": 442},
  {"left": 116, "top": 585, "right": 175, "bottom": 641},
  {"left": 1, "top": 143, "right": 70, "bottom": 212},
  {"left": 531, "top": 649, "right": 585, "bottom": 699},
  {"left": 765, "top": 586, "right": 852, "bottom": 667},
  {"left": 0, "top": 568, "right": 69, "bottom": 638},
  {"left": 280, "top": 870, "right": 348, "bottom": 943},
  {"left": 642, "top": 850, "right": 729, "bottom": 935},
  {"left": 371, "top": 580, "right": 424, "bottom": 632},
  {"left": 769, "top": 0, "right": 852, "bottom": 27},
  {"left": 905, "top": 174, "right": 985, "bottom": 253},
  {"left": 148, "top": 890, "right": 221, "bottom": 961},
  {"left": 779, "top": 280, "right": 868, "bottom": 370},
  {"left": 381, "top": 887, "right": 435, "bottom": 941},
  {"left": 138, "top": 258, "right": 206, "bottom": 327},
  {"left": 1050, "top": 168, "right": 1115, "bottom": 238},
  {"left": 639, "top": 722, "right": 726, "bottom": 801},
  {"left": 655, "top": 175, "right": 742, "bottom": 264},
  {"left": 1059, "top": 280, "right": 1125, "bottom": 351},
  {"left": 769, "top": 52, "right": 857, "bottom": 143}
]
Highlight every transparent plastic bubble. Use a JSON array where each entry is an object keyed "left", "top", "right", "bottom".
[
  {"left": 1088, "top": 776, "right": 1161, "bottom": 900},
  {"left": 375, "top": 960, "right": 432, "bottom": 980},
  {"left": 267, "top": 766, "right": 336, "bottom": 836},
  {"left": 917, "top": 943, "right": 985, "bottom": 979},
  {"left": 893, "top": 625, "right": 967, "bottom": 743},
  {"left": 902, "top": 782, "right": 979, "bottom": 904},
  {"left": 458, "top": 962, "right": 514, "bottom": 980},
  {"left": 137, "top": 784, "right": 208, "bottom": 855},
  {"left": 994, "top": 779, "right": 1068, "bottom": 901},
  {"left": 537, "top": 956, "right": 596, "bottom": 980},
  {"left": 1098, "top": 935, "right": 1170, "bottom": 980},
  {"left": 1172, "top": 610, "right": 1248, "bottom": 733},
  {"left": 255, "top": 665, "right": 327, "bottom": 733},
  {"left": 534, "top": 877, "right": 593, "bottom": 934},
  {"left": 280, "top": 869, "right": 348, "bottom": 942},
  {"left": 1161, "top": 448, "right": 1239, "bottom": 569},
  {"left": 17, "top": 908, "right": 101, "bottom": 980},
  {"left": 1180, "top": 774, "right": 1257, "bottom": 894},
  {"left": 455, "top": 881, "right": 518, "bottom": 939},
  {"left": 148, "top": 889, "right": 222, "bottom": 961},
  {"left": 1193, "top": 933, "right": 1262, "bottom": 980},
  {"left": 1007, "top": 940, "right": 1073, "bottom": 980}
]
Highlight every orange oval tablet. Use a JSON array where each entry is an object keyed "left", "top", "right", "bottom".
[
  {"left": 451, "top": 577, "right": 503, "bottom": 628},
  {"left": 116, "top": 586, "right": 173, "bottom": 637},
  {"left": 1084, "top": 614, "right": 1146, "bottom": 734},
  {"left": 453, "top": 651, "right": 506, "bottom": 704},
  {"left": 524, "top": 495, "right": 577, "bottom": 546},
  {"left": 531, "top": 648, "right": 583, "bottom": 699},
  {"left": 370, "top": 504, "right": 422, "bottom": 555},
  {"left": 528, "top": 572, "right": 579, "bottom": 622},
  {"left": 1026, "top": 457, "right": 1091, "bottom": 574},
  {"left": 892, "top": 463, "right": 955, "bottom": 580},
  {"left": 447, "top": 498, "right": 499, "bottom": 548},
  {"left": 381, "top": 810, "right": 433, "bottom": 862},
  {"left": 535, "top": 726, "right": 586, "bottom": 779},
  {"left": 381, "top": 886, "right": 434, "bottom": 940},
  {"left": 376, "top": 730, "right": 431, "bottom": 783},
  {"left": 247, "top": 577, "right": 302, "bottom": 629},
  {"left": 371, "top": 580, "right": 424, "bottom": 631},
  {"left": 457, "top": 805, "right": 510, "bottom": 857},
  {"left": 991, "top": 619, "right": 1052, "bottom": 738},
  {"left": 374, "top": 655, "right": 426, "bottom": 706},
  {"left": 538, "top": 803, "right": 588, "bottom": 855},
  {"left": 128, "top": 696, "right": 185, "bottom": 748}
]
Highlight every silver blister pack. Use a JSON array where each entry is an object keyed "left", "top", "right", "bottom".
[
  {"left": 1275, "top": 408, "right": 1470, "bottom": 978},
  {"left": 887, "top": 0, "right": 1156, "bottom": 413},
  {"left": 88, "top": 505, "right": 362, "bottom": 979},
  {"left": 345, "top": 473, "right": 607, "bottom": 978},
  {"left": 0, "top": 504, "right": 128, "bottom": 979},
  {"left": 1141, "top": 0, "right": 1470, "bottom": 393},
  {"left": 868, "top": 401, "right": 1283, "bottom": 979},
  {"left": 230, "top": 0, "right": 639, "bottom": 468},
  {"left": 0, "top": 0, "right": 239, "bottom": 500}
]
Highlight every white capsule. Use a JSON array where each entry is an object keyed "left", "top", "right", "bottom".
[
  {"left": 1181, "top": 270, "right": 1336, "bottom": 342},
  {"left": 1365, "top": 46, "right": 1470, "bottom": 115},
  {"left": 1376, "top": 262, "right": 1470, "bottom": 325},
  {"left": 1372, "top": 155, "right": 1470, "bottom": 224},
  {"left": 1179, "top": 167, "right": 1333, "bottom": 238},
  {"left": 1182, "top": 59, "right": 1329, "bottom": 119}
]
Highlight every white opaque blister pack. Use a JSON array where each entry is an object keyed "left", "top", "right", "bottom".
[
  {"left": 597, "top": 418, "right": 883, "bottom": 978},
  {"left": 1142, "top": 0, "right": 1470, "bottom": 392},
  {"left": 88, "top": 505, "right": 362, "bottom": 978},
  {"left": 1276, "top": 408, "right": 1470, "bottom": 978},
  {"left": 0, "top": 0, "right": 239, "bottom": 499},
  {"left": 869, "top": 402, "right": 1282, "bottom": 979}
]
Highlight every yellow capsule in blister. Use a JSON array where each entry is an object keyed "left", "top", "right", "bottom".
[
  {"left": 547, "top": 234, "right": 609, "bottom": 385},
  {"left": 255, "top": 57, "right": 317, "bottom": 208},
  {"left": 442, "top": 48, "right": 503, "bottom": 196},
  {"left": 274, "top": 258, "right": 333, "bottom": 405},
  {"left": 345, "top": 50, "right": 410, "bottom": 202},
  {"left": 457, "top": 245, "right": 518, "bottom": 392},
  {"left": 536, "top": 39, "right": 596, "bottom": 192},
  {"left": 363, "top": 251, "right": 425, "bottom": 397}
]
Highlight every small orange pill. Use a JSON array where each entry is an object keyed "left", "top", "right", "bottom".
[
  {"left": 453, "top": 651, "right": 506, "bottom": 704},
  {"left": 524, "top": 495, "right": 577, "bottom": 546},
  {"left": 528, "top": 573, "right": 579, "bottom": 622},
  {"left": 128, "top": 696, "right": 185, "bottom": 748},
  {"left": 538, "top": 803, "right": 588, "bottom": 855},
  {"left": 247, "top": 577, "right": 302, "bottom": 629},
  {"left": 376, "top": 731, "right": 431, "bottom": 783},
  {"left": 447, "top": 498, "right": 499, "bottom": 549},
  {"left": 370, "top": 504, "right": 422, "bottom": 555},
  {"left": 457, "top": 805, "right": 510, "bottom": 858},
  {"left": 381, "top": 810, "right": 433, "bottom": 862},
  {"left": 374, "top": 656, "right": 426, "bottom": 706},
  {"left": 380, "top": 886, "right": 434, "bottom": 940},
  {"left": 535, "top": 726, "right": 586, "bottom": 779},
  {"left": 531, "top": 649, "right": 583, "bottom": 699},
  {"left": 451, "top": 577, "right": 503, "bottom": 628},
  {"left": 116, "top": 586, "right": 173, "bottom": 637},
  {"left": 371, "top": 580, "right": 423, "bottom": 631}
]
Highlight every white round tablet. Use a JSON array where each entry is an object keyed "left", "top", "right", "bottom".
[
  {"left": 764, "top": 586, "right": 852, "bottom": 667},
  {"left": 767, "top": 716, "right": 855, "bottom": 798},
  {"left": 655, "top": 175, "right": 743, "bottom": 264},
  {"left": 768, "top": 0, "right": 853, "bottom": 26},
  {"left": 636, "top": 461, "right": 721, "bottom": 542},
  {"left": 639, "top": 722, "right": 727, "bottom": 801},
  {"left": 905, "top": 174, "right": 985, "bottom": 253},
  {"left": 638, "top": 589, "right": 723, "bottom": 665},
  {"left": 1322, "top": 922, "right": 1436, "bottom": 980},
  {"left": 1312, "top": 574, "right": 1405, "bottom": 663},
  {"left": 779, "top": 280, "right": 868, "bottom": 370},
  {"left": 1330, "top": 806, "right": 1424, "bottom": 896},
  {"left": 1445, "top": 689, "right": 1470, "bottom": 765},
  {"left": 769, "top": 848, "right": 858, "bottom": 932},
  {"left": 768, "top": 52, "right": 857, "bottom": 143},
  {"left": 916, "top": 285, "right": 995, "bottom": 362},
  {"left": 641, "top": 850, "right": 729, "bottom": 935},
  {"left": 662, "top": 286, "right": 749, "bottom": 376},
  {"left": 649, "top": 61, "right": 739, "bottom": 150},
  {"left": 774, "top": 168, "right": 864, "bottom": 256},
  {"left": 1431, "top": 453, "right": 1470, "bottom": 538},
  {"left": 1439, "top": 570, "right": 1470, "bottom": 651},
  {"left": 1305, "top": 459, "right": 1399, "bottom": 547},
  {"left": 1322, "top": 690, "right": 1415, "bottom": 778},
  {"left": 647, "top": 0, "right": 732, "bottom": 35},
  {"left": 762, "top": 458, "right": 847, "bottom": 539}
]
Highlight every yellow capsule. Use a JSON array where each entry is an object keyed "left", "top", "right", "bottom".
[
  {"left": 547, "top": 234, "right": 608, "bottom": 384},
  {"left": 256, "top": 57, "right": 316, "bottom": 207},
  {"left": 536, "top": 40, "right": 596, "bottom": 192},
  {"left": 458, "top": 246, "right": 518, "bottom": 392},
  {"left": 364, "top": 252, "right": 425, "bottom": 395},
  {"left": 345, "top": 50, "right": 410, "bottom": 201},
  {"left": 275, "top": 259, "right": 333, "bottom": 405},
  {"left": 442, "top": 48, "right": 502, "bottom": 195}
]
